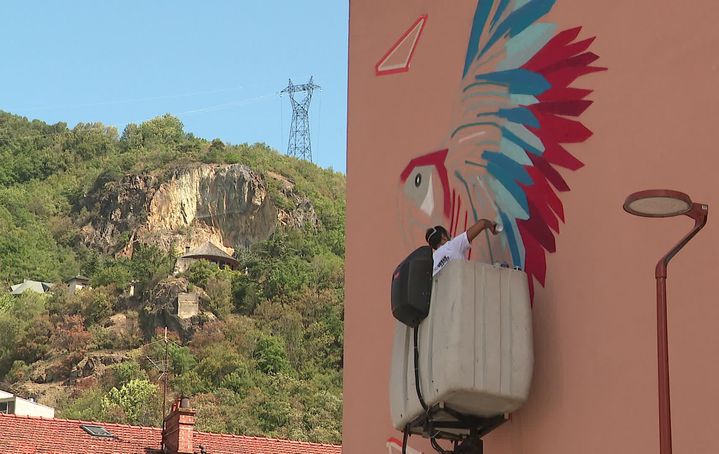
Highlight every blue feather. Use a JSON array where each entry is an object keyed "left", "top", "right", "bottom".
[
  {"left": 499, "top": 210, "right": 522, "bottom": 266},
  {"left": 484, "top": 151, "right": 531, "bottom": 211},
  {"left": 497, "top": 23, "right": 556, "bottom": 70},
  {"left": 479, "top": 0, "right": 556, "bottom": 58},
  {"left": 496, "top": 107, "right": 540, "bottom": 128},
  {"left": 499, "top": 137, "right": 532, "bottom": 165},
  {"left": 454, "top": 170, "right": 479, "bottom": 220},
  {"left": 490, "top": 0, "right": 512, "bottom": 30},
  {"left": 487, "top": 177, "right": 529, "bottom": 219},
  {"left": 475, "top": 68, "right": 550, "bottom": 95},
  {"left": 463, "top": 0, "right": 494, "bottom": 77},
  {"left": 502, "top": 126, "right": 543, "bottom": 155},
  {"left": 484, "top": 151, "right": 533, "bottom": 185}
]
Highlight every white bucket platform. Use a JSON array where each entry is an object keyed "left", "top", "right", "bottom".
[{"left": 390, "top": 260, "right": 534, "bottom": 434}]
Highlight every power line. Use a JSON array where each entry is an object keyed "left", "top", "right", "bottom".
[
  {"left": 280, "top": 94, "right": 285, "bottom": 151},
  {"left": 0, "top": 91, "right": 279, "bottom": 142},
  {"left": 316, "top": 90, "right": 322, "bottom": 164},
  {"left": 173, "top": 92, "right": 277, "bottom": 116},
  {"left": 12, "top": 85, "right": 247, "bottom": 112}
]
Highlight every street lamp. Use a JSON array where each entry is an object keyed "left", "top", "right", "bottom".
[{"left": 623, "top": 189, "right": 709, "bottom": 454}]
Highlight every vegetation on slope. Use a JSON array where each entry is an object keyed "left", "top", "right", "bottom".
[{"left": 0, "top": 111, "right": 344, "bottom": 443}]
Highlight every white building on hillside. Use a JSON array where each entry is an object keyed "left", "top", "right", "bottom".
[
  {"left": 9, "top": 279, "right": 53, "bottom": 295},
  {"left": 0, "top": 391, "right": 54, "bottom": 418}
]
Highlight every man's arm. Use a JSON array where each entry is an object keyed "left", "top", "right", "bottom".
[{"left": 466, "top": 218, "right": 499, "bottom": 243}]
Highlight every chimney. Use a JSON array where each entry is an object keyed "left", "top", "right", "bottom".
[
  {"left": 162, "top": 397, "right": 195, "bottom": 454},
  {"left": 185, "top": 246, "right": 191, "bottom": 254}
]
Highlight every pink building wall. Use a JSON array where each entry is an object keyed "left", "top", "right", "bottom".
[{"left": 345, "top": 1, "right": 719, "bottom": 453}]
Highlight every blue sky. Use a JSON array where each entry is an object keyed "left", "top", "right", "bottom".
[{"left": 0, "top": 1, "right": 348, "bottom": 172}]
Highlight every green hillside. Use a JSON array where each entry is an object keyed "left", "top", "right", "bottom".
[{"left": 0, "top": 111, "right": 345, "bottom": 443}]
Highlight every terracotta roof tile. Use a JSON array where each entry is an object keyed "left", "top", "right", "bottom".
[{"left": 0, "top": 414, "right": 341, "bottom": 454}]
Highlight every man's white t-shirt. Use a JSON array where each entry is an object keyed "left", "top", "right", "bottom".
[{"left": 432, "top": 231, "right": 470, "bottom": 276}]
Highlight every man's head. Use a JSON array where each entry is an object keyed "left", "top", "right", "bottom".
[{"left": 425, "top": 225, "right": 450, "bottom": 250}]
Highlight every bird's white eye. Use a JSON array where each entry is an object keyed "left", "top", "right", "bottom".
[{"left": 414, "top": 173, "right": 422, "bottom": 187}]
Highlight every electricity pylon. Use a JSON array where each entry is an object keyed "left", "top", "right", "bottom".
[{"left": 281, "top": 77, "right": 319, "bottom": 162}]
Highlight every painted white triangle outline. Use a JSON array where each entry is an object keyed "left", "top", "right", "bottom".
[{"left": 376, "top": 15, "right": 428, "bottom": 76}]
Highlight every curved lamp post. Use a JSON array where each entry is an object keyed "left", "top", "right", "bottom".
[{"left": 623, "top": 189, "right": 709, "bottom": 454}]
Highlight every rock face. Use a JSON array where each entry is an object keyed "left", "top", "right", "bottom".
[
  {"left": 80, "top": 163, "right": 318, "bottom": 255},
  {"left": 69, "top": 352, "right": 129, "bottom": 382}
]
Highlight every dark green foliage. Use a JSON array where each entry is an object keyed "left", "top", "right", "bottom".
[
  {"left": 231, "top": 274, "right": 260, "bottom": 315},
  {"left": 6, "top": 360, "right": 31, "bottom": 383},
  {"left": 185, "top": 259, "right": 221, "bottom": 289},
  {"left": 15, "top": 315, "right": 53, "bottom": 363},
  {"left": 107, "top": 361, "right": 148, "bottom": 388},
  {"left": 47, "top": 285, "right": 116, "bottom": 326},
  {"left": 90, "top": 244, "right": 175, "bottom": 294},
  {"left": 254, "top": 335, "right": 291, "bottom": 375},
  {"left": 205, "top": 276, "right": 233, "bottom": 318},
  {"left": 144, "top": 340, "right": 197, "bottom": 377},
  {"left": 219, "top": 363, "right": 255, "bottom": 396},
  {"left": 0, "top": 293, "right": 50, "bottom": 376}
]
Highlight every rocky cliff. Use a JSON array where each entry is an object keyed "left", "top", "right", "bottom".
[{"left": 80, "top": 163, "right": 318, "bottom": 256}]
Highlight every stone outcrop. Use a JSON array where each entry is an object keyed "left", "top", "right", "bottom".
[
  {"left": 80, "top": 163, "right": 318, "bottom": 256},
  {"left": 140, "top": 277, "right": 214, "bottom": 341},
  {"left": 68, "top": 352, "right": 129, "bottom": 382}
]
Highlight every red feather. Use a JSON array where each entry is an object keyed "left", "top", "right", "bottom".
[{"left": 514, "top": 27, "right": 605, "bottom": 295}]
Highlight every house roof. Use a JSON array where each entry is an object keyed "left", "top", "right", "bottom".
[
  {"left": 181, "top": 241, "right": 239, "bottom": 268},
  {"left": 0, "top": 413, "right": 342, "bottom": 454},
  {"left": 10, "top": 279, "right": 53, "bottom": 295},
  {"left": 66, "top": 275, "right": 90, "bottom": 283}
]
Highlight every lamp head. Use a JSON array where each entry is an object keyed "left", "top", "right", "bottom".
[{"left": 623, "top": 189, "right": 693, "bottom": 218}]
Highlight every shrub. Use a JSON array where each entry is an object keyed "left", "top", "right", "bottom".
[{"left": 6, "top": 360, "right": 31, "bottom": 383}]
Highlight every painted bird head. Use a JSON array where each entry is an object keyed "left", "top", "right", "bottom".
[{"left": 398, "top": 149, "right": 451, "bottom": 246}]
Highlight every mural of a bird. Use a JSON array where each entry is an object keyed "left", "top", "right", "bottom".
[{"left": 399, "top": 0, "right": 606, "bottom": 298}]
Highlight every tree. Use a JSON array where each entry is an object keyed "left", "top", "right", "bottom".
[
  {"left": 253, "top": 335, "right": 290, "bottom": 376},
  {"left": 51, "top": 315, "right": 91, "bottom": 353},
  {"left": 219, "top": 363, "right": 255, "bottom": 397},
  {"left": 120, "top": 123, "right": 143, "bottom": 151},
  {"left": 91, "top": 261, "right": 133, "bottom": 289},
  {"left": 138, "top": 114, "right": 186, "bottom": 148},
  {"left": 6, "top": 360, "right": 31, "bottom": 383},
  {"left": 79, "top": 286, "right": 115, "bottom": 326},
  {"left": 231, "top": 274, "right": 260, "bottom": 315},
  {"left": 205, "top": 276, "right": 233, "bottom": 318},
  {"left": 106, "top": 361, "right": 148, "bottom": 389},
  {"left": 129, "top": 244, "right": 175, "bottom": 291},
  {"left": 65, "top": 123, "right": 118, "bottom": 159},
  {"left": 15, "top": 315, "right": 53, "bottom": 363},
  {"left": 101, "top": 378, "right": 159, "bottom": 425},
  {"left": 195, "top": 344, "right": 247, "bottom": 387},
  {"left": 185, "top": 259, "right": 220, "bottom": 288}
]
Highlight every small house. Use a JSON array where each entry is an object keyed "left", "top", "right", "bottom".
[
  {"left": 0, "top": 391, "right": 55, "bottom": 418},
  {"left": 9, "top": 279, "right": 53, "bottom": 295},
  {"left": 66, "top": 275, "right": 90, "bottom": 295},
  {"left": 174, "top": 241, "right": 239, "bottom": 274}
]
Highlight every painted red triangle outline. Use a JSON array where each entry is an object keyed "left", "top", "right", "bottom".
[{"left": 375, "top": 15, "right": 428, "bottom": 76}]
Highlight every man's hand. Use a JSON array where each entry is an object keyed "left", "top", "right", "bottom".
[{"left": 467, "top": 218, "right": 500, "bottom": 242}]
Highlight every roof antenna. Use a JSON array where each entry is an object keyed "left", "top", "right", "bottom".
[
  {"left": 162, "top": 327, "right": 169, "bottom": 451},
  {"left": 149, "top": 327, "right": 170, "bottom": 452}
]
